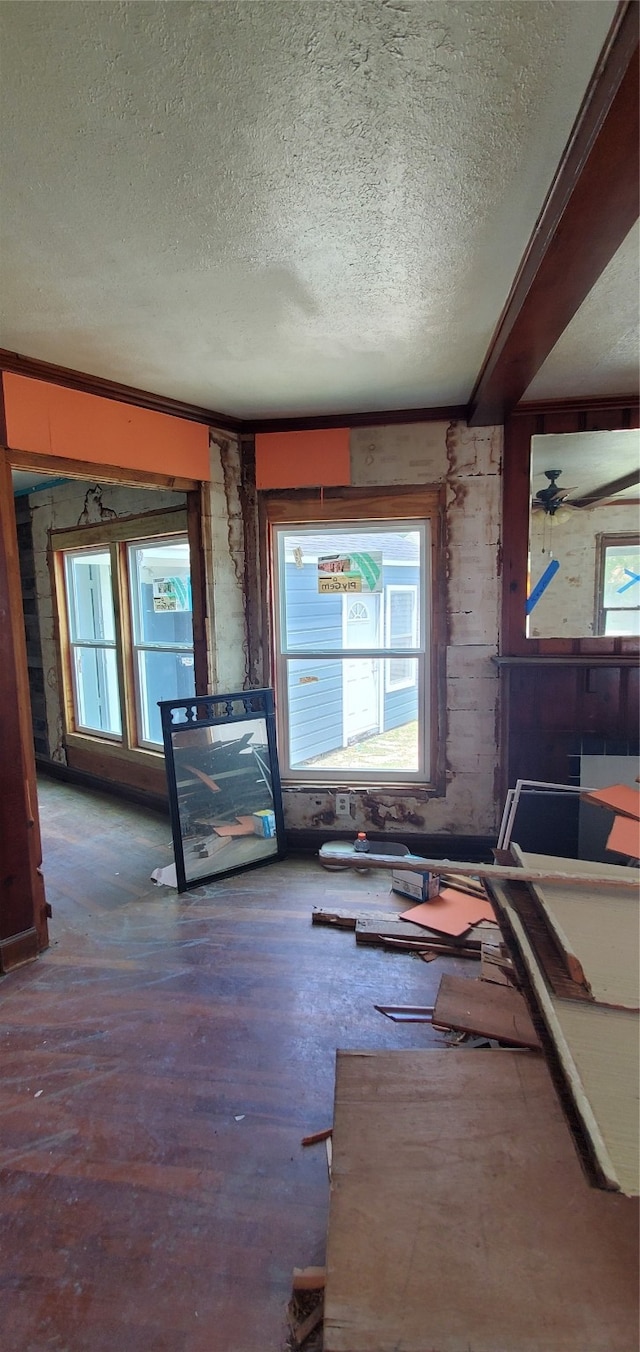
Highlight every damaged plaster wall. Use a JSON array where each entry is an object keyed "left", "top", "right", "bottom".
[
  {"left": 283, "top": 420, "right": 503, "bottom": 838},
  {"left": 528, "top": 501, "right": 639, "bottom": 639},
  {"left": 27, "top": 479, "right": 185, "bottom": 761},
  {"left": 205, "top": 430, "right": 249, "bottom": 692}
]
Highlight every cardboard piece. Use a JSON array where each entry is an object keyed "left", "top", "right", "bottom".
[
  {"left": 400, "top": 887, "right": 496, "bottom": 938},
  {"left": 213, "top": 815, "right": 256, "bottom": 837}
]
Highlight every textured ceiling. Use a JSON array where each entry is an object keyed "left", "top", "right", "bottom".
[
  {"left": 525, "top": 224, "right": 640, "bottom": 403},
  {"left": 0, "top": 0, "right": 625, "bottom": 417},
  {"left": 531, "top": 427, "right": 640, "bottom": 501}
]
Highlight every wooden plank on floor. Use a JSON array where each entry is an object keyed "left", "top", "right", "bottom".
[
  {"left": 354, "top": 918, "right": 499, "bottom": 949},
  {"left": 324, "top": 1050, "right": 639, "bottom": 1352},
  {"left": 433, "top": 973, "right": 541, "bottom": 1048}
]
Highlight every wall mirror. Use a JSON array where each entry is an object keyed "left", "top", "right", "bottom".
[
  {"left": 160, "top": 688, "right": 285, "bottom": 892},
  {"left": 527, "top": 427, "right": 640, "bottom": 639}
]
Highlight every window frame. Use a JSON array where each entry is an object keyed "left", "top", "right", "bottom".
[
  {"left": 63, "top": 545, "right": 122, "bottom": 741},
  {"left": 262, "top": 487, "right": 445, "bottom": 791},
  {"left": 594, "top": 532, "right": 640, "bottom": 637},
  {"left": 51, "top": 507, "right": 195, "bottom": 758},
  {"left": 385, "top": 583, "right": 419, "bottom": 693}
]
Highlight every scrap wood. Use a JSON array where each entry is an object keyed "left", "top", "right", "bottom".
[
  {"left": 301, "top": 1128, "right": 333, "bottom": 1147},
  {"left": 287, "top": 1291, "right": 324, "bottom": 1351},
  {"left": 439, "top": 871, "right": 487, "bottom": 897},
  {"left": 433, "top": 973, "right": 542, "bottom": 1050},
  {"left": 375, "top": 1004, "right": 435, "bottom": 1023},
  {"left": 292, "top": 1267, "right": 326, "bottom": 1292},
  {"left": 355, "top": 918, "right": 483, "bottom": 948},
  {"left": 183, "top": 764, "right": 220, "bottom": 793},
  {"left": 481, "top": 942, "right": 516, "bottom": 987},
  {"left": 382, "top": 936, "right": 480, "bottom": 960},
  {"left": 319, "top": 848, "right": 640, "bottom": 891},
  {"left": 312, "top": 907, "right": 401, "bottom": 930}
]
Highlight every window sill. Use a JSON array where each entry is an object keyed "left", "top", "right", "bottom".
[
  {"left": 64, "top": 733, "right": 167, "bottom": 798},
  {"left": 65, "top": 732, "right": 164, "bottom": 762}
]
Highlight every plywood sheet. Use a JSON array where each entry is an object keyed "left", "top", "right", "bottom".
[
  {"left": 433, "top": 973, "right": 541, "bottom": 1048},
  {"left": 607, "top": 812, "right": 640, "bottom": 859},
  {"left": 514, "top": 849, "right": 640, "bottom": 1010},
  {"left": 324, "top": 1050, "right": 638, "bottom": 1352},
  {"left": 491, "top": 879, "right": 640, "bottom": 1196},
  {"left": 581, "top": 783, "right": 640, "bottom": 820}
]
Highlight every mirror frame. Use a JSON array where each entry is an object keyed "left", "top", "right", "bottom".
[{"left": 502, "top": 400, "right": 640, "bottom": 656}]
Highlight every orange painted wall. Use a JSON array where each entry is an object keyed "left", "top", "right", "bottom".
[
  {"left": 255, "top": 428, "right": 350, "bottom": 489},
  {"left": 3, "top": 373, "right": 211, "bottom": 479}
]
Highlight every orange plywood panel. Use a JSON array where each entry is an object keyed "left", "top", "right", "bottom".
[
  {"left": 607, "top": 813, "right": 640, "bottom": 858},
  {"left": 3, "top": 373, "right": 210, "bottom": 480},
  {"left": 400, "top": 887, "right": 497, "bottom": 938},
  {"left": 582, "top": 783, "right": 640, "bottom": 821},
  {"left": 255, "top": 428, "right": 350, "bottom": 489}
]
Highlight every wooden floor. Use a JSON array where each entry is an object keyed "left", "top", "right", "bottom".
[{"left": 0, "top": 778, "right": 469, "bottom": 1352}]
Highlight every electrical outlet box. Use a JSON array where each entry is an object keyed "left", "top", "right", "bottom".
[{"left": 335, "top": 792, "right": 352, "bottom": 819}]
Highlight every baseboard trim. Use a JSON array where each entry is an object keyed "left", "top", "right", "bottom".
[
  {"left": 0, "top": 927, "right": 40, "bottom": 973},
  {"left": 35, "top": 757, "right": 170, "bottom": 816}
]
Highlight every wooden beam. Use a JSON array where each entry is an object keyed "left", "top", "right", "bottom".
[
  {"left": 247, "top": 404, "right": 466, "bottom": 433},
  {"left": 6, "top": 447, "right": 199, "bottom": 493},
  {"left": 469, "top": 3, "right": 640, "bottom": 426}
]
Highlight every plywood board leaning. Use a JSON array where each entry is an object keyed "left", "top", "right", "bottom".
[
  {"left": 324, "top": 1049, "right": 638, "bottom": 1352},
  {"left": 512, "top": 847, "right": 640, "bottom": 1010},
  {"left": 433, "top": 973, "right": 541, "bottom": 1048},
  {"left": 490, "top": 879, "right": 640, "bottom": 1197}
]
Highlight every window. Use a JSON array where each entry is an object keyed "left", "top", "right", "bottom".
[
  {"left": 55, "top": 511, "right": 195, "bottom": 752},
  {"left": 64, "top": 549, "right": 122, "bottom": 738},
  {"left": 595, "top": 535, "right": 640, "bottom": 637},
  {"left": 385, "top": 585, "right": 419, "bottom": 691},
  {"left": 268, "top": 492, "right": 438, "bottom": 784}
]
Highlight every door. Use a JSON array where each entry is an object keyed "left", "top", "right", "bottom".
[{"left": 343, "top": 596, "right": 380, "bottom": 743}]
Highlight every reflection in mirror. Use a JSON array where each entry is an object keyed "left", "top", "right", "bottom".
[{"left": 527, "top": 428, "right": 640, "bottom": 638}]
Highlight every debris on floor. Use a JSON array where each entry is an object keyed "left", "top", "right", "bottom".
[{"left": 286, "top": 1287, "right": 324, "bottom": 1351}]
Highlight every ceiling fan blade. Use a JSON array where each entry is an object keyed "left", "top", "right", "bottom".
[{"left": 568, "top": 469, "right": 640, "bottom": 509}]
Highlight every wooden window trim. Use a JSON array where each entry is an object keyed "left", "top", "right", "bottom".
[
  {"left": 51, "top": 508, "right": 203, "bottom": 772},
  {"left": 262, "top": 486, "right": 446, "bottom": 793},
  {"left": 594, "top": 532, "right": 640, "bottom": 637}
]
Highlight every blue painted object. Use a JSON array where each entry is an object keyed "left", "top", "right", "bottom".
[{"left": 526, "top": 558, "right": 560, "bottom": 614}]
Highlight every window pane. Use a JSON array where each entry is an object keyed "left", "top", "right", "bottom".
[
  {"left": 604, "top": 609, "right": 640, "bottom": 637},
  {"left": 65, "top": 551, "right": 115, "bottom": 642},
  {"left": 136, "top": 650, "right": 195, "bottom": 746},
  {"left": 278, "top": 526, "right": 423, "bottom": 653},
  {"left": 129, "top": 538, "right": 193, "bottom": 645},
  {"left": 603, "top": 543, "right": 640, "bottom": 610},
  {"left": 287, "top": 658, "right": 419, "bottom": 772},
  {"left": 72, "top": 645, "right": 121, "bottom": 736}
]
